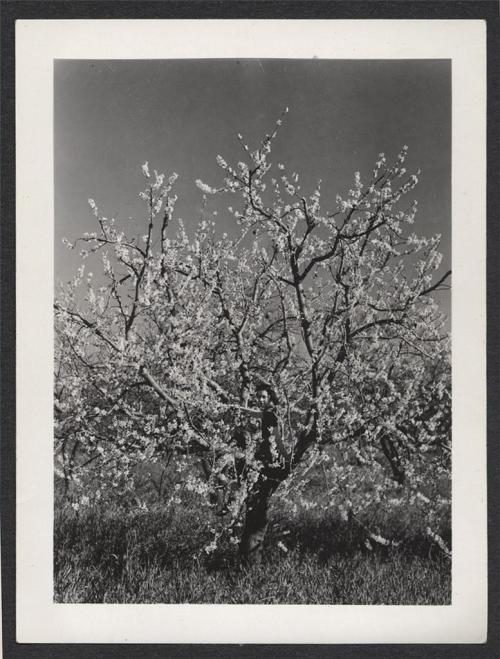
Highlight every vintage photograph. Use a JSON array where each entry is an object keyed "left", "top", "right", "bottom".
[{"left": 53, "top": 58, "right": 451, "bottom": 605}]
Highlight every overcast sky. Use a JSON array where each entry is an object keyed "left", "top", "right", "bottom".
[{"left": 55, "top": 59, "right": 450, "bottom": 316}]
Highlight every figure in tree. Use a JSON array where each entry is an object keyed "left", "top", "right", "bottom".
[{"left": 238, "top": 385, "right": 289, "bottom": 562}]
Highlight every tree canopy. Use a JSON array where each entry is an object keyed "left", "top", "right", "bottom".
[{"left": 55, "top": 112, "right": 451, "bottom": 560}]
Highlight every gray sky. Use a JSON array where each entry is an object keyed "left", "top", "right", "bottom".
[{"left": 55, "top": 59, "right": 450, "bottom": 316}]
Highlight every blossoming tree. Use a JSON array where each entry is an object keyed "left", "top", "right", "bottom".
[{"left": 55, "top": 113, "right": 451, "bottom": 562}]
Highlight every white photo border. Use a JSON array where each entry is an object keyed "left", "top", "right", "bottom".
[{"left": 16, "top": 19, "right": 487, "bottom": 644}]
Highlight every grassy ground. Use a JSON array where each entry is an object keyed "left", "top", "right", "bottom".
[{"left": 54, "top": 504, "right": 451, "bottom": 604}]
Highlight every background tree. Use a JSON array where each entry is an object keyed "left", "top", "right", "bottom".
[{"left": 55, "top": 112, "right": 451, "bottom": 562}]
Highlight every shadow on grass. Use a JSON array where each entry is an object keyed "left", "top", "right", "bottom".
[{"left": 54, "top": 502, "right": 451, "bottom": 604}]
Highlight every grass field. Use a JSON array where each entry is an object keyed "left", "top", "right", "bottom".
[{"left": 54, "top": 503, "right": 451, "bottom": 604}]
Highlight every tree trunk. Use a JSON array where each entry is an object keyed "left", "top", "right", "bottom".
[
  {"left": 380, "top": 435, "right": 405, "bottom": 484},
  {"left": 238, "top": 436, "right": 305, "bottom": 564},
  {"left": 239, "top": 475, "right": 275, "bottom": 564}
]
